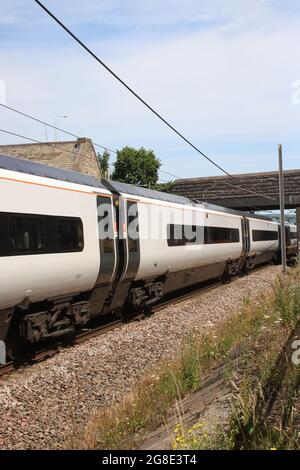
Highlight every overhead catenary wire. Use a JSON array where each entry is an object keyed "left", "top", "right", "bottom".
[
  {"left": 0, "top": 129, "right": 281, "bottom": 219},
  {"left": 0, "top": 128, "right": 180, "bottom": 188},
  {"left": 0, "top": 102, "right": 180, "bottom": 182},
  {"left": 33, "top": 0, "right": 278, "bottom": 204},
  {"left": 0, "top": 129, "right": 273, "bottom": 210},
  {"left": 109, "top": 159, "right": 181, "bottom": 180},
  {"left": 159, "top": 169, "right": 182, "bottom": 180},
  {"left": 0, "top": 128, "right": 100, "bottom": 162},
  {"left": 0, "top": 103, "right": 117, "bottom": 154}
]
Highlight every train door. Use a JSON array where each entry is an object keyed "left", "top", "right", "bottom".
[
  {"left": 88, "top": 195, "right": 117, "bottom": 317},
  {"left": 239, "top": 217, "right": 250, "bottom": 269},
  {"left": 245, "top": 218, "right": 250, "bottom": 253},
  {"left": 108, "top": 198, "right": 140, "bottom": 313}
]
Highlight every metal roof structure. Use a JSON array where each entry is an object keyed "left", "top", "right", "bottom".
[
  {"left": 104, "top": 180, "right": 193, "bottom": 206},
  {"left": 104, "top": 180, "right": 273, "bottom": 222}
]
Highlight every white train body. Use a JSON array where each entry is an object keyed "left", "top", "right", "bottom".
[
  {"left": 135, "top": 196, "right": 244, "bottom": 280},
  {"left": 0, "top": 167, "right": 108, "bottom": 310},
  {"left": 0, "top": 154, "right": 298, "bottom": 356}
]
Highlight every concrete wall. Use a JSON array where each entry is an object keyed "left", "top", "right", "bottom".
[{"left": 174, "top": 170, "right": 300, "bottom": 210}]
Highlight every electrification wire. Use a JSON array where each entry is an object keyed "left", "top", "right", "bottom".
[
  {"left": 159, "top": 169, "right": 182, "bottom": 180},
  {"left": 0, "top": 103, "right": 181, "bottom": 183},
  {"left": 33, "top": 0, "right": 277, "bottom": 203},
  {"left": 0, "top": 128, "right": 97, "bottom": 162},
  {"left": 0, "top": 128, "right": 179, "bottom": 190},
  {"left": 0, "top": 103, "right": 117, "bottom": 154},
  {"left": 0, "top": 127, "right": 278, "bottom": 214}
]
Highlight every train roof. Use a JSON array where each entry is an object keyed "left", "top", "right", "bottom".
[
  {"left": 103, "top": 179, "right": 193, "bottom": 206},
  {"left": 104, "top": 180, "right": 274, "bottom": 222},
  {"left": 0, "top": 153, "right": 107, "bottom": 190},
  {"left": 0, "top": 154, "right": 276, "bottom": 223}
]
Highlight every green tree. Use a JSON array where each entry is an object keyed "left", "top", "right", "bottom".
[
  {"left": 112, "top": 146, "right": 161, "bottom": 186},
  {"left": 97, "top": 150, "right": 110, "bottom": 178},
  {"left": 154, "top": 181, "right": 175, "bottom": 193}
]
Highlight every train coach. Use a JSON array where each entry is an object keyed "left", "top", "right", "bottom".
[{"left": 0, "top": 154, "right": 298, "bottom": 359}]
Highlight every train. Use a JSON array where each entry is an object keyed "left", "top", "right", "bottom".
[{"left": 0, "top": 153, "right": 298, "bottom": 360}]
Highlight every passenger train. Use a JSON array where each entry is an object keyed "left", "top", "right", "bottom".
[{"left": 0, "top": 154, "right": 298, "bottom": 359}]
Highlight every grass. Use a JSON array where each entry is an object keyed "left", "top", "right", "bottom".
[
  {"left": 67, "top": 265, "right": 300, "bottom": 450},
  {"left": 192, "top": 266, "right": 300, "bottom": 450}
]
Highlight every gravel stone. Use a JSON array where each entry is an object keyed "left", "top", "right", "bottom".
[{"left": 0, "top": 266, "right": 281, "bottom": 449}]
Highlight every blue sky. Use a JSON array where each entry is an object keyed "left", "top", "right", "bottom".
[{"left": 1, "top": 0, "right": 300, "bottom": 180}]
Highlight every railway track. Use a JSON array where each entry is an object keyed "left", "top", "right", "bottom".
[
  {"left": 0, "top": 319, "right": 124, "bottom": 378},
  {"left": 0, "top": 264, "right": 272, "bottom": 379}
]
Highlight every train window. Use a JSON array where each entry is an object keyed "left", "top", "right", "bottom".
[
  {"left": 205, "top": 226, "right": 240, "bottom": 244},
  {"left": 167, "top": 224, "right": 239, "bottom": 246},
  {"left": 127, "top": 202, "right": 139, "bottom": 252},
  {"left": 102, "top": 238, "right": 114, "bottom": 253},
  {"left": 290, "top": 232, "right": 298, "bottom": 240},
  {"left": 252, "top": 230, "right": 278, "bottom": 242},
  {"left": 97, "top": 196, "right": 114, "bottom": 254},
  {"left": 57, "top": 218, "right": 84, "bottom": 252},
  {"left": 10, "top": 216, "right": 44, "bottom": 253},
  {"left": 167, "top": 224, "right": 186, "bottom": 247},
  {"left": 0, "top": 212, "right": 84, "bottom": 256}
]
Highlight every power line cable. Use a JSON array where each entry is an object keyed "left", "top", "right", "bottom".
[
  {"left": 159, "top": 169, "right": 182, "bottom": 180},
  {"left": 0, "top": 128, "right": 96, "bottom": 161},
  {"left": 0, "top": 103, "right": 117, "bottom": 154},
  {"left": 1, "top": 102, "right": 181, "bottom": 183},
  {"left": 0, "top": 128, "right": 177, "bottom": 189},
  {"left": 0, "top": 127, "right": 277, "bottom": 205},
  {"left": 33, "top": 0, "right": 277, "bottom": 203}
]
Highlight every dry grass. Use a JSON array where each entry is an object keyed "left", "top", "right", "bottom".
[
  {"left": 195, "top": 266, "right": 300, "bottom": 450},
  {"left": 67, "top": 266, "right": 300, "bottom": 450}
]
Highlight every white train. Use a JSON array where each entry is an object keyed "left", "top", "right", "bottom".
[{"left": 0, "top": 154, "right": 298, "bottom": 358}]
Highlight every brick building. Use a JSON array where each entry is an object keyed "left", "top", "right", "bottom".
[{"left": 0, "top": 137, "right": 101, "bottom": 179}]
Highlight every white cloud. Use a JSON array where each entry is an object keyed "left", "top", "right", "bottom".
[{"left": 1, "top": 0, "right": 300, "bottom": 176}]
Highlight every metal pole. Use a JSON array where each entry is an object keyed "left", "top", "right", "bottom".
[{"left": 278, "top": 144, "right": 287, "bottom": 272}]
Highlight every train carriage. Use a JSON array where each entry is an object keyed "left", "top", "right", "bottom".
[
  {"left": 245, "top": 216, "right": 280, "bottom": 269},
  {"left": 0, "top": 153, "right": 298, "bottom": 360},
  {"left": 104, "top": 181, "right": 245, "bottom": 307},
  {"left": 0, "top": 154, "right": 115, "bottom": 351}
]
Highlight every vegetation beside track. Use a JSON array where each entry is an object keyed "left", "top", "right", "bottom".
[{"left": 68, "top": 265, "right": 300, "bottom": 450}]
